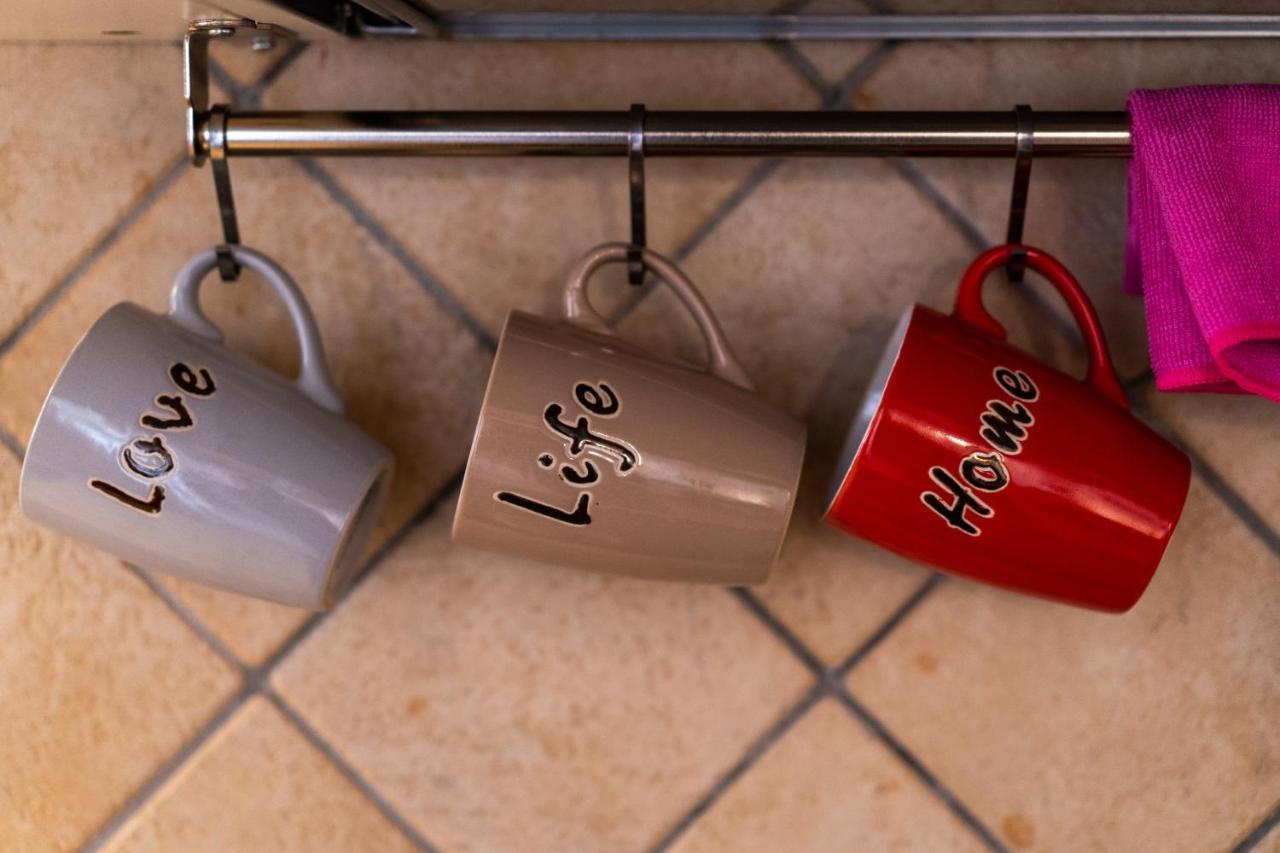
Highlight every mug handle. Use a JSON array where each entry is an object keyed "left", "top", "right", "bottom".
[
  {"left": 562, "top": 242, "right": 755, "bottom": 391},
  {"left": 953, "top": 244, "right": 1128, "bottom": 409},
  {"left": 168, "top": 245, "right": 346, "bottom": 414}
]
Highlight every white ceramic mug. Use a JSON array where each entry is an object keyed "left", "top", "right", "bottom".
[{"left": 20, "top": 246, "right": 392, "bottom": 610}]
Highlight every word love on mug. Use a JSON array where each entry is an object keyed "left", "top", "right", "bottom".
[
  {"left": 920, "top": 366, "right": 1040, "bottom": 536},
  {"left": 88, "top": 361, "right": 217, "bottom": 515},
  {"left": 495, "top": 380, "right": 639, "bottom": 526}
]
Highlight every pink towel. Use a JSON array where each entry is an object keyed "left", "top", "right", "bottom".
[{"left": 1126, "top": 85, "right": 1280, "bottom": 402}]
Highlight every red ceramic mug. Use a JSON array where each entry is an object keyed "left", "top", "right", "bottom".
[{"left": 824, "top": 245, "right": 1191, "bottom": 612}]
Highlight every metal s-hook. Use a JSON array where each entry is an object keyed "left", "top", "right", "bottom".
[
  {"left": 1005, "top": 104, "right": 1034, "bottom": 283},
  {"left": 207, "top": 105, "right": 242, "bottom": 281},
  {"left": 627, "top": 103, "right": 647, "bottom": 285}
]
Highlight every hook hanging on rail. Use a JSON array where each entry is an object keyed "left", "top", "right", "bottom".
[
  {"left": 208, "top": 105, "right": 242, "bottom": 281},
  {"left": 628, "top": 103, "right": 647, "bottom": 285},
  {"left": 1005, "top": 104, "right": 1034, "bottom": 283}
]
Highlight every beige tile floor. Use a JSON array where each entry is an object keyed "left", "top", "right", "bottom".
[{"left": 0, "top": 25, "right": 1277, "bottom": 853}]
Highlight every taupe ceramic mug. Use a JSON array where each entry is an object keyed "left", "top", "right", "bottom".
[
  {"left": 453, "top": 242, "right": 806, "bottom": 584},
  {"left": 20, "top": 246, "right": 392, "bottom": 610}
]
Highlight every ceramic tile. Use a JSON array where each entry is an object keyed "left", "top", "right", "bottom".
[
  {"left": 272, "top": 499, "right": 815, "bottom": 853},
  {"left": 854, "top": 39, "right": 1280, "bottom": 382},
  {"left": 670, "top": 699, "right": 985, "bottom": 853},
  {"left": 614, "top": 157, "right": 972, "bottom": 661},
  {"left": 104, "top": 697, "right": 416, "bottom": 853},
  {"left": 1141, "top": 385, "right": 1280, "bottom": 534},
  {"left": 0, "top": 450, "right": 240, "bottom": 851},
  {"left": 847, "top": 478, "right": 1280, "bottom": 852},
  {"left": 0, "top": 44, "right": 184, "bottom": 344},
  {"left": 0, "top": 160, "right": 493, "bottom": 664},
  {"left": 261, "top": 40, "right": 819, "bottom": 337},
  {"left": 792, "top": 41, "right": 880, "bottom": 92}
]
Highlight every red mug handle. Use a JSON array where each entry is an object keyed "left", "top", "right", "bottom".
[{"left": 953, "top": 244, "right": 1128, "bottom": 409}]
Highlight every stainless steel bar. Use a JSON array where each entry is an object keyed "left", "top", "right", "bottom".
[
  {"left": 206, "top": 111, "right": 1131, "bottom": 158},
  {"left": 401, "top": 13, "right": 1280, "bottom": 41}
]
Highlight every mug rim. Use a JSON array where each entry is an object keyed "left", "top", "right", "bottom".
[
  {"left": 823, "top": 303, "right": 918, "bottom": 518},
  {"left": 319, "top": 460, "right": 393, "bottom": 609}
]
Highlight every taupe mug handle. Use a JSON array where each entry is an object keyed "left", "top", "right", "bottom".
[
  {"left": 168, "top": 245, "right": 346, "bottom": 414},
  {"left": 563, "top": 242, "right": 755, "bottom": 391}
]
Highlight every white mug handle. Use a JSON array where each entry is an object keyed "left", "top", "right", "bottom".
[
  {"left": 168, "top": 246, "right": 346, "bottom": 414},
  {"left": 562, "top": 242, "right": 754, "bottom": 391}
]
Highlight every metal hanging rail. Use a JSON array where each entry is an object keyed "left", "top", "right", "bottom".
[
  {"left": 381, "top": 13, "right": 1280, "bottom": 42},
  {"left": 192, "top": 110, "right": 1132, "bottom": 159}
]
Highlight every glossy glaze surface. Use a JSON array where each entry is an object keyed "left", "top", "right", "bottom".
[
  {"left": 826, "top": 246, "right": 1191, "bottom": 611},
  {"left": 453, "top": 245, "right": 806, "bottom": 584},
  {"left": 21, "top": 285, "right": 391, "bottom": 610}
]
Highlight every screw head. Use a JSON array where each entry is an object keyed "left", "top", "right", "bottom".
[{"left": 251, "top": 35, "right": 276, "bottom": 51}]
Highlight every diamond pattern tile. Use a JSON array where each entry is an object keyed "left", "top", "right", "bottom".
[
  {"left": 614, "top": 157, "right": 973, "bottom": 662},
  {"left": 0, "top": 44, "right": 184, "bottom": 343},
  {"left": 847, "top": 478, "right": 1280, "bottom": 852},
  {"left": 272, "top": 499, "right": 815, "bottom": 852},
  {"left": 1141, "top": 384, "right": 1280, "bottom": 535},
  {"left": 0, "top": 450, "right": 240, "bottom": 851},
  {"left": 0, "top": 160, "right": 493, "bottom": 664},
  {"left": 103, "top": 697, "right": 417, "bottom": 853},
  {"left": 852, "top": 38, "right": 1280, "bottom": 382},
  {"left": 260, "top": 40, "right": 821, "bottom": 337},
  {"left": 669, "top": 699, "right": 986, "bottom": 853}
]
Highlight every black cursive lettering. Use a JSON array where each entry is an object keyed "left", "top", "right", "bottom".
[
  {"left": 574, "top": 382, "right": 619, "bottom": 417},
  {"left": 90, "top": 479, "right": 165, "bottom": 515},
  {"left": 169, "top": 362, "right": 216, "bottom": 397},
  {"left": 960, "top": 451, "right": 1008, "bottom": 493},
  {"left": 141, "top": 394, "right": 194, "bottom": 430},
  {"left": 497, "top": 490, "right": 592, "bottom": 526},
  {"left": 122, "top": 436, "right": 174, "bottom": 479},
  {"left": 921, "top": 466, "right": 992, "bottom": 536},
  {"left": 993, "top": 367, "right": 1039, "bottom": 402},
  {"left": 979, "top": 400, "right": 1034, "bottom": 455},
  {"left": 543, "top": 404, "right": 638, "bottom": 473},
  {"left": 560, "top": 459, "right": 599, "bottom": 485}
]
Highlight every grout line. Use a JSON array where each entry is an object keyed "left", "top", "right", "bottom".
[
  {"left": 821, "top": 41, "right": 899, "bottom": 110},
  {"left": 85, "top": 471, "right": 465, "bottom": 850},
  {"left": 887, "top": 158, "right": 989, "bottom": 250},
  {"left": 729, "top": 587, "right": 827, "bottom": 677},
  {"left": 1232, "top": 799, "right": 1280, "bottom": 853},
  {"left": 206, "top": 55, "right": 252, "bottom": 105},
  {"left": 835, "top": 688, "right": 1010, "bottom": 852},
  {"left": 246, "top": 40, "right": 311, "bottom": 100},
  {"left": 249, "top": 469, "right": 465, "bottom": 681},
  {"left": 613, "top": 38, "right": 900, "bottom": 328},
  {"left": 0, "top": 155, "right": 188, "bottom": 362},
  {"left": 81, "top": 687, "right": 253, "bottom": 852},
  {"left": 647, "top": 683, "right": 825, "bottom": 852},
  {"left": 768, "top": 41, "right": 828, "bottom": 93},
  {"left": 0, "top": 423, "right": 24, "bottom": 463},
  {"left": 296, "top": 158, "right": 499, "bottom": 352},
  {"left": 1134, "top": 402, "right": 1280, "bottom": 560},
  {"left": 835, "top": 572, "right": 943, "bottom": 678},
  {"left": 267, "top": 691, "right": 441, "bottom": 852},
  {"left": 123, "top": 564, "right": 246, "bottom": 672},
  {"left": 609, "top": 158, "right": 784, "bottom": 326}
]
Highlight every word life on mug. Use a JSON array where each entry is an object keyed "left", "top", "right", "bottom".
[
  {"left": 495, "top": 381, "right": 639, "bottom": 526},
  {"left": 88, "top": 361, "right": 217, "bottom": 515},
  {"left": 920, "top": 366, "right": 1040, "bottom": 536}
]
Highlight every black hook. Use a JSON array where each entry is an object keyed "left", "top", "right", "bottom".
[
  {"left": 1006, "top": 104, "right": 1034, "bottom": 284},
  {"left": 627, "top": 103, "right": 647, "bottom": 285},
  {"left": 207, "top": 105, "right": 242, "bottom": 281}
]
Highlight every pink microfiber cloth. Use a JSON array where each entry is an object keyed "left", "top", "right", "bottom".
[{"left": 1126, "top": 85, "right": 1280, "bottom": 402}]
